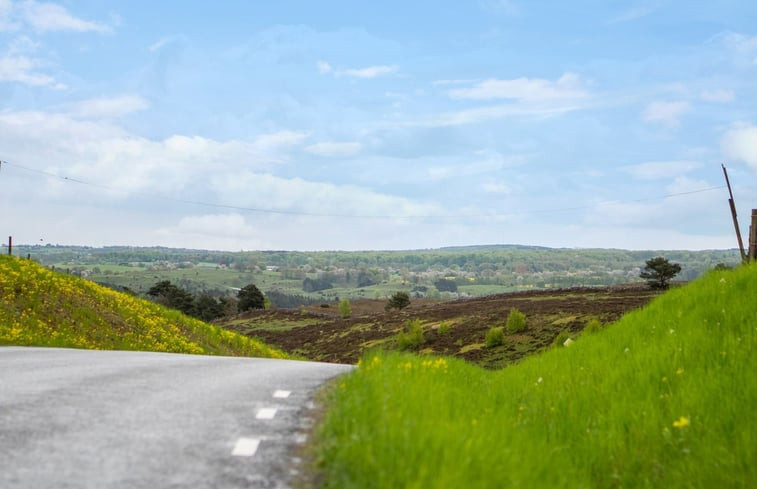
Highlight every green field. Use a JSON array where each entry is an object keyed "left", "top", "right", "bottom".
[{"left": 313, "top": 264, "right": 756, "bottom": 488}]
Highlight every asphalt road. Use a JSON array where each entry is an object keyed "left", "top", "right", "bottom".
[{"left": 0, "top": 347, "right": 353, "bottom": 489}]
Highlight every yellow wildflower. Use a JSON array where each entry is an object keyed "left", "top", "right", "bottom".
[{"left": 672, "top": 416, "right": 690, "bottom": 429}]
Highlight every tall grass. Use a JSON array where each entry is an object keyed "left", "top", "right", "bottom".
[
  {"left": 0, "top": 255, "right": 287, "bottom": 358},
  {"left": 315, "top": 264, "right": 757, "bottom": 488}
]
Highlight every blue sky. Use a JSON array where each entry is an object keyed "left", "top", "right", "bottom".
[{"left": 1, "top": 0, "right": 756, "bottom": 251}]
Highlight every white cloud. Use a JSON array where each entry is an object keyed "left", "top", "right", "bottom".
[
  {"left": 700, "top": 89, "right": 734, "bottom": 103},
  {"left": 66, "top": 95, "right": 149, "bottom": 119},
  {"left": 722, "top": 123, "right": 757, "bottom": 171},
  {"left": 721, "top": 32, "right": 757, "bottom": 53},
  {"left": 583, "top": 176, "right": 724, "bottom": 234},
  {"left": 0, "top": 54, "right": 59, "bottom": 87},
  {"left": 18, "top": 1, "right": 110, "bottom": 33},
  {"left": 621, "top": 161, "right": 701, "bottom": 180},
  {"left": 482, "top": 181, "right": 511, "bottom": 194},
  {"left": 210, "top": 172, "right": 441, "bottom": 219},
  {"left": 250, "top": 131, "right": 308, "bottom": 153},
  {"left": 0, "top": 0, "right": 19, "bottom": 31},
  {"left": 158, "top": 214, "right": 262, "bottom": 241},
  {"left": 410, "top": 101, "right": 583, "bottom": 127},
  {"left": 448, "top": 73, "right": 588, "bottom": 101},
  {"left": 642, "top": 101, "right": 689, "bottom": 127},
  {"left": 317, "top": 60, "right": 332, "bottom": 74},
  {"left": 0, "top": 111, "right": 307, "bottom": 197},
  {"left": 338, "top": 65, "right": 398, "bottom": 79},
  {"left": 304, "top": 141, "right": 362, "bottom": 157}
]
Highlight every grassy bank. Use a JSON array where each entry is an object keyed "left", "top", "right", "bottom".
[
  {"left": 314, "top": 264, "right": 756, "bottom": 488},
  {"left": 0, "top": 255, "right": 286, "bottom": 358}
]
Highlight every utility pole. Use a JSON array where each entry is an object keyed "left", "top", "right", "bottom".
[{"left": 722, "top": 164, "right": 748, "bottom": 263}]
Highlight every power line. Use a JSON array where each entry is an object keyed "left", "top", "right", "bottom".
[{"left": 1, "top": 159, "right": 727, "bottom": 220}]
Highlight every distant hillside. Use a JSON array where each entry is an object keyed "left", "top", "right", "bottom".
[
  {"left": 11, "top": 244, "right": 741, "bottom": 309},
  {"left": 0, "top": 255, "right": 286, "bottom": 358}
]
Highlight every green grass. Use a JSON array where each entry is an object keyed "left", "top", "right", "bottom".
[
  {"left": 314, "top": 264, "right": 757, "bottom": 488},
  {"left": 0, "top": 255, "right": 288, "bottom": 358}
]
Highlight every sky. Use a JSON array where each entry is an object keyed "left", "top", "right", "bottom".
[{"left": 1, "top": 0, "right": 757, "bottom": 251}]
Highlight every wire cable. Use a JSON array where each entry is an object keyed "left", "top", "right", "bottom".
[{"left": 0, "top": 159, "right": 727, "bottom": 220}]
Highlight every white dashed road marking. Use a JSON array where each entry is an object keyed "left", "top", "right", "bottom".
[
  {"left": 273, "top": 390, "right": 291, "bottom": 398},
  {"left": 256, "top": 408, "right": 278, "bottom": 420},
  {"left": 231, "top": 438, "right": 261, "bottom": 457}
]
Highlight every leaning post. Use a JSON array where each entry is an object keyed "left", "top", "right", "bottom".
[{"left": 749, "top": 210, "right": 757, "bottom": 263}]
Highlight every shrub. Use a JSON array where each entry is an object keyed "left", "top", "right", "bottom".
[
  {"left": 397, "top": 319, "right": 424, "bottom": 350},
  {"left": 339, "top": 299, "right": 352, "bottom": 318},
  {"left": 505, "top": 307, "right": 526, "bottom": 333},
  {"left": 386, "top": 291, "right": 411, "bottom": 310},
  {"left": 485, "top": 327, "right": 505, "bottom": 348},
  {"left": 584, "top": 318, "right": 603, "bottom": 334},
  {"left": 437, "top": 321, "right": 451, "bottom": 335}
]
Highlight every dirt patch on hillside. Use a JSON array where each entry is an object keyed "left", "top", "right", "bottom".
[{"left": 220, "top": 284, "right": 661, "bottom": 369}]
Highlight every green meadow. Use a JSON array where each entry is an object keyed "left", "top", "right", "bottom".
[{"left": 314, "top": 264, "right": 756, "bottom": 488}]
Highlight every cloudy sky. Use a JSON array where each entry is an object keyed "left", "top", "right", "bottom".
[{"left": 1, "top": 1, "right": 756, "bottom": 251}]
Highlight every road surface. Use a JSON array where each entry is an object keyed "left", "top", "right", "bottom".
[{"left": 0, "top": 347, "right": 353, "bottom": 488}]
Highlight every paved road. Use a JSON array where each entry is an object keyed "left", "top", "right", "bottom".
[{"left": 0, "top": 347, "right": 352, "bottom": 489}]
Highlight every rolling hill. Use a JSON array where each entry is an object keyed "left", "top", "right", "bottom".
[{"left": 0, "top": 255, "right": 286, "bottom": 359}]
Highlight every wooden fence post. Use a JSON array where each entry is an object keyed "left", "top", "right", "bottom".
[
  {"left": 749, "top": 209, "right": 757, "bottom": 262},
  {"left": 7, "top": 236, "right": 11, "bottom": 256}
]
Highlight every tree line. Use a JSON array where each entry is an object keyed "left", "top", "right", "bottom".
[{"left": 146, "top": 281, "right": 266, "bottom": 321}]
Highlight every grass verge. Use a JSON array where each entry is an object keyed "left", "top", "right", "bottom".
[
  {"left": 314, "top": 264, "right": 756, "bottom": 488},
  {"left": 0, "top": 255, "right": 287, "bottom": 358}
]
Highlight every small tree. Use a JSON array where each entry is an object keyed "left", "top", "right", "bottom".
[
  {"left": 338, "top": 298, "right": 352, "bottom": 318},
  {"left": 386, "top": 291, "right": 411, "bottom": 310},
  {"left": 238, "top": 283, "right": 265, "bottom": 311},
  {"left": 640, "top": 257, "right": 681, "bottom": 290}
]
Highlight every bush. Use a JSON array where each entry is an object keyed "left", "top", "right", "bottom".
[
  {"left": 505, "top": 307, "right": 526, "bottom": 333},
  {"left": 437, "top": 321, "right": 451, "bottom": 335},
  {"left": 397, "top": 319, "right": 424, "bottom": 350},
  {"left": 386, "top": 291, "right": 411, "bottom": 310},
  {"left": 584, "top": 318, "right": 603, "bottom": 334},
  {"left": 485, "top": 327, "right": 505, "bottom": 348},
  {"left": 339, "top": 299, "right": 352, "bottom": 318}
]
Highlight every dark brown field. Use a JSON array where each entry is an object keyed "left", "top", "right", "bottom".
[{"left": 220, "top": 284, "right": 661, "bottom": 369}]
